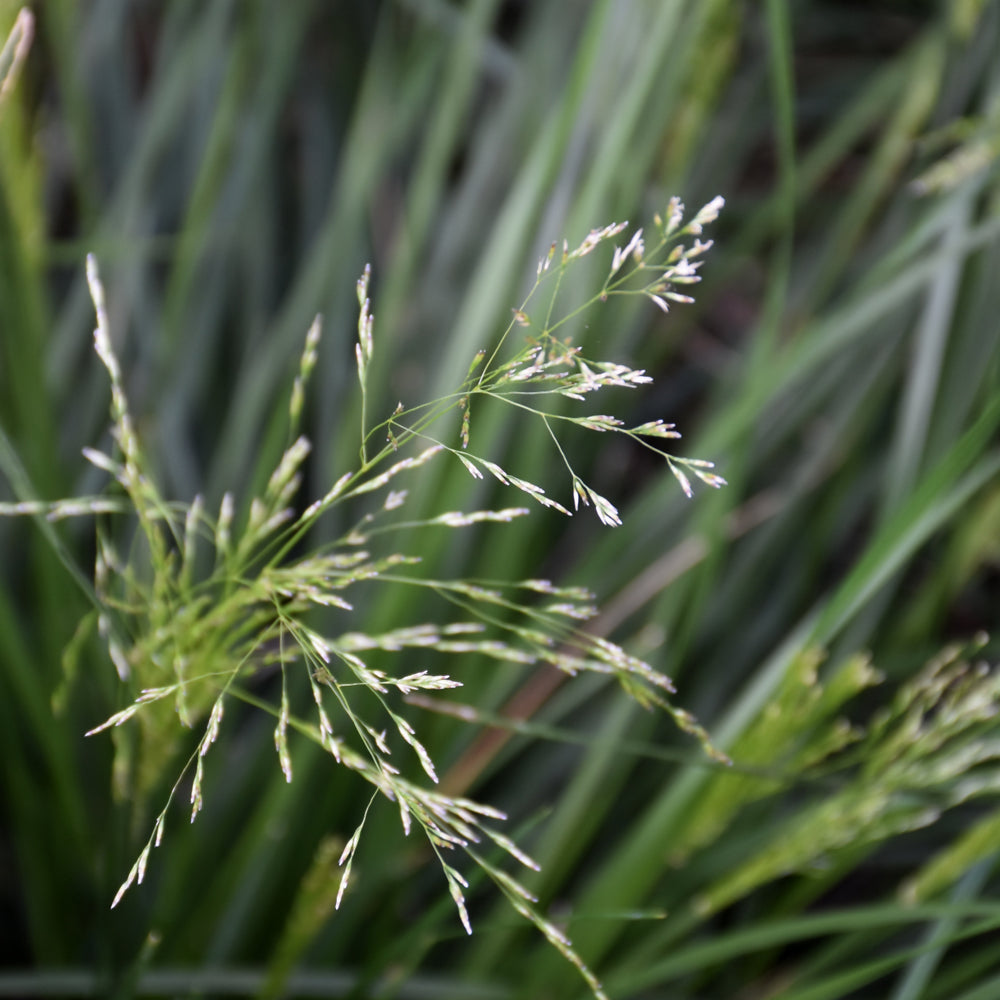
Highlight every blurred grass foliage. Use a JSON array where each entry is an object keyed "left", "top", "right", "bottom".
[{"left": 2, "top": 0, "right": 1000, "bottom": 998}]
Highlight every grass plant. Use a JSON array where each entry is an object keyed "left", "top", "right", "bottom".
[
  {"left": 2, "top": 2, "right": 1000, "bottom": 998},
  {"left": 12, "top": 207, "right": 728, "bottom": 998}
]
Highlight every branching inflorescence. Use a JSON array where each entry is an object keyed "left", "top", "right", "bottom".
[{"left": 9, "top": 197, "right": 728, "bottom": 999}]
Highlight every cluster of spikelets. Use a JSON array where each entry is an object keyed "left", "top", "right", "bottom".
[
  {"left": 6, "top": 198, "right": 729, "bottom": 999},
  {"left": 676, "top": 635, "right": 1000, "bottom": 920}
]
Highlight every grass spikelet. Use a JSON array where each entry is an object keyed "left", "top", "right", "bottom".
[
  {"left": 392, "top": 713, "right": 439, "bottom": 783},
  {"left": 265, "top": 436, "right": 311, "bottom": 504},
  {"left": 289, "top": 315, "right": 322, "bottom": 433},
  {"left": 671, "top": 464, "right": 693, "bottom": 499},
  {"left": 335, "top": 812, "right": 368, "bottom": 910},
  {"left": 85, "top": 702, "right": 142, "bottom": 736},
  {"left": 274, "top": 660, "right": 293, "bottom": 783},
  {"left": 347, "top": 446, "right": 443, "bottom": 498},
  {"left": 429, "top": 508, "right": 530, "bottom": 527},
  {"left": 442, "top": 864, "right": 473, "bottom": 935}
]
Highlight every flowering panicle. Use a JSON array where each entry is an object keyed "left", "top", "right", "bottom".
[
  {"left": 426, "top": 196, "right": 728, "bottom": 527},
  {"left": 15, "top": 197, "right": 728, "bottom": 1000}
]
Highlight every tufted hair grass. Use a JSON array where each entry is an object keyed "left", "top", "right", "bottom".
[
  {"left": 3, "top": 4, "right": 1000, "bottom": 999},
  {"left": 9, "top": 201, "right": 727, "bottom": 998}
]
